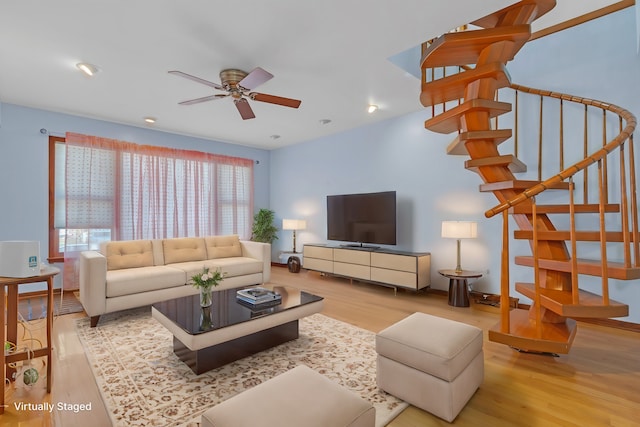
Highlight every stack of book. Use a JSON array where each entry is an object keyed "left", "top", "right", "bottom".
[{"left": 236, "top": 287, "right": 282, "bottom": 308}]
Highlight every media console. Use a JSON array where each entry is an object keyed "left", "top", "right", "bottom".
[{"left": 303, "top": 244, "right": 431, "bottom": 291}]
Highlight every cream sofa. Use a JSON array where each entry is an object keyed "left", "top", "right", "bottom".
[{"left": 79, "top": 235, "right": 271, "bottom": 327}]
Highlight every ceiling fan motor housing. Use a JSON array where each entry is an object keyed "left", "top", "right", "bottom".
[{"left": 220, "top": 69, "right": 248, "bottom": 91}]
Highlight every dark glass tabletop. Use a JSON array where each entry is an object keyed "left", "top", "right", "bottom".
[{"left": 152, "top": 285, "right": 323, "bottom": 335}]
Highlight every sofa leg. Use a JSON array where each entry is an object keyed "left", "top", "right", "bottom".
[{"left": 90, "top": 315, "right": 100, "bottom": 327}]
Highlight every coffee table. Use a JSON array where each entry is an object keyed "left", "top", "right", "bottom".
[{"left": 151, "top": 285, "right": 324, "bottom": 374}]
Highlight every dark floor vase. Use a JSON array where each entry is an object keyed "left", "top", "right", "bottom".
[{"left": 287, "top": 256, "right": 301, "bottom": 273}]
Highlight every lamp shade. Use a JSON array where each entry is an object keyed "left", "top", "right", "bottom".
[
  {"left": 441, "top": 221, "right": 477, "bottom": 239},
  {"left": 282, "top": 219, "right": 307, "bottom": 230}
]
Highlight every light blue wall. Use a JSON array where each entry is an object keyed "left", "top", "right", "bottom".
[
  {"left": 0, "top": 103, "right": 270, "bottom": 291},
  {"left": 270, "top": 104, "right": 499, "bottom": 294},
  {"left": 271, "top": 8, "right": 640, "bottom": 322}
]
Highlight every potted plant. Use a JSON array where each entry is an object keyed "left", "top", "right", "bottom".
[
  {"left": 251, "top": 208, "right": 279, "bottom": 244},
  {"left": 191, "top": 267, "right": 225, "bottom": 307}
]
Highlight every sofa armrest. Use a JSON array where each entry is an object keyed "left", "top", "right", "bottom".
[
  {"left": 240, "top": 240, "right": 271, "bottom": 283},
  {"left": 79, "top": 250, "right": 108, "bottom": 317}
]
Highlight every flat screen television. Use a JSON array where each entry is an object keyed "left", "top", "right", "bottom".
[{"left": 327, "top": 191, "right": 396, "bottom": 247}]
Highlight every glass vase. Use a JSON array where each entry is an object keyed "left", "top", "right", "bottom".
[{"left": 200, "top": 287, "right": 212, "bottom": 307}]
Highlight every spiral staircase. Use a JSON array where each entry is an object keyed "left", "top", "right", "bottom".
[{"left": 421, "top": 0, "right": 639, "bottom": 354}]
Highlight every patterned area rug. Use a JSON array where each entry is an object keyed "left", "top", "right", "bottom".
[{"left": 75, "top": 307, "right": 408, "bottom": 427}]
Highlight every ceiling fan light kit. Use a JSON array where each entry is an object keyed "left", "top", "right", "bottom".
[{"left": 169, "top": 67, "right": 301, "bottom": 120}]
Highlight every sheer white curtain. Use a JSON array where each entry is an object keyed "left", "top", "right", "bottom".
[
  {"left": 62, "top": 132, "right": 254, "bottom": 289},
  {"left": 117, "top": 148, "right": 253, "bottom": 239}
]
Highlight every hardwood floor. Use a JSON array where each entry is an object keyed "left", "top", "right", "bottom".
[{"left": 5, "top": 266, "right": 640, "bottom": 426}]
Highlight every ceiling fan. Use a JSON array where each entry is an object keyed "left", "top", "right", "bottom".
[{"left": 168, "top": 67, "right": 302, "bottom": 120}]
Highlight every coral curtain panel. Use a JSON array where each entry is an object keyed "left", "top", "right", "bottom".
[{"left": 62, "top": 132, "right": 254, "bottom": 290}]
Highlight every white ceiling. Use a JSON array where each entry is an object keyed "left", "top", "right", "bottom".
[{"left": 0, "top": 1, "right": 622, "bottom": 149}]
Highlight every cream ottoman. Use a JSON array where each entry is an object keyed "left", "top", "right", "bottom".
[
  {"left": 201, "top": 365, "right": 375, "bottom": 427},
  {"left": 376, "top": 312, "right": 483, "bottom": 422}
]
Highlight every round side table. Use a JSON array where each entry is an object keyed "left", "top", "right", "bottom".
[{"left": 438, "top": 269, "right": 483, "bottom": 307}]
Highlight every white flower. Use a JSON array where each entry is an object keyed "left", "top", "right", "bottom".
[{"left": 201, "top": 274, "right": 208, "bottom": 281}]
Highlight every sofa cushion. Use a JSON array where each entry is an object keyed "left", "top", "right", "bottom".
[
  {"left": 163, "top": 237, "right": 206, "bottom": 264},
  {"left": 169, "top": 257, "right": 263, "bottom": 282},
  {"left": 105, "top": 265, "right": 187, "bottom": 298},
  {"left": 205, "top": 235, "right": 242, "bottom": 259},
  {"left": 209, "top": 257, "right": 264, "bottom": 277},
  {"left": 104, "top": 240, "right": 154, "bottom": 271}
]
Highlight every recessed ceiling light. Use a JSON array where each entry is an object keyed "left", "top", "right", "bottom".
[
  {"left": 144, "top": 117, "right": 156, "bottom": 124},
  {"left": 76, "top": 62, "right": 99, "bottom": 77},
  {"left": 319, "top": 119, "right": 332, "bottom": 125},
  {"left": 367, "top": 104, "right": 378, "bottom": 114}
]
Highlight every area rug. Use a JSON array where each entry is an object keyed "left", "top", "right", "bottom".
[{"left": 75, "top": 307, "right": 408, "bottom": 427}]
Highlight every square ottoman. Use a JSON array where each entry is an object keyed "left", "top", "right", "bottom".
[
  {"left": 376, "top": 312, "right": 483, "bottom": 422},
  {"left": 201, "top": 364, "right": 375, "bottom": 427}
]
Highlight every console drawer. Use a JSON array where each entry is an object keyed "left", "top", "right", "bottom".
[
  {"left": 371, "top": 252, "right": 416, "bottom": 273},
  {"left": 303, "top": 257, "right": 333, "bottom": 273},
  {"left": 333, "top": 248, "right": 370, "bottom": 265},
  {"left": 303, "top": 245, "right": 333, "bottom": 260},
  {"left": 334, "top": 262, "right": 370, "bottom": 281},
  {"left": 371, "top": 267, "right": 416, "bottom": 288}
]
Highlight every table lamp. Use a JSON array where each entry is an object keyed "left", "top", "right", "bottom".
[
  {"left": 282, "top": 219, "right": 307, "bottom": 253},
  {"left": 441, "top": 221, "right": 477, "bottom": 273}
]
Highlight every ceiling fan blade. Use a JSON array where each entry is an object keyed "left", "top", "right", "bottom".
[
  {"left": 178, "top": 94, "right": 228, "bottom": 105},
  {"left": 238, "top": 67, "right": 273, "bottom": 90},
  {"left": 234, "top": 98, "right": 256, "bottom": 120},
  {"left": 250, "top": 92, "right": 302, "bottom": 109},
  {"left": 169, "top": 70, "right": 224, "bottom": 90}
]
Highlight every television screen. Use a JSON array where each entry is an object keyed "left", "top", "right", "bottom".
[{"left": 327, "top": 191, "right": 396, "bottom": 246}]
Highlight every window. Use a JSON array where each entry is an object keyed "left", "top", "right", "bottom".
[{"left": 48, "top": 134, "right": 254, "bottom": 261}]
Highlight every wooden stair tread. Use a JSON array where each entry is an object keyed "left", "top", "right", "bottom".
[
  {"left": 466, "top": 155, "right": 527, "bottom": 173},
  {"left": 509, "top": 203, "right": 620, "bottom": 214},
  {"left": 514, "top": 230, "right": 631, "bottom": 242},
  {"left": 425, "top": 99, "right": 512, "bottom": 134},
  {"left": 421, "top": 24, "right": 531, "bottom": 68},
  {"left": 488, "top": 308, "right": 577, "bottom": 354},
  {"left": 515, "top": 282, "right": 629, "bottom": 318},
  {"left": 420, "top": 63, "right": 511, "bottom": 107},
  {"left": 448, "top": 129, "right": 512, "bottom": 155},
  {"left": 479, "top": 180, "right": 570, "bottom": 192},
  {"left": 471, "top": 0, "right": 556, "bottom": 29},
  {"left": 515, "top": 256, "right": 640, "bottom": 280}
]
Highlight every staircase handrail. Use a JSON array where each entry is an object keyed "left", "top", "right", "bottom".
[{"left": 484, "top": 83, "right": 637, "bottom": 218}]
